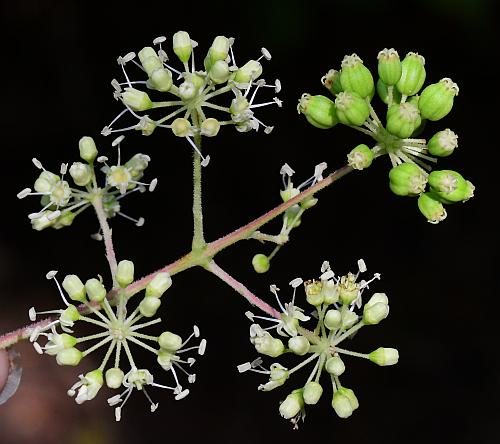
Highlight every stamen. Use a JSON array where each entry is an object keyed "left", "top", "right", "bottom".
[{"left": 186, "top": 136, "right": 210, "bottom": 167}]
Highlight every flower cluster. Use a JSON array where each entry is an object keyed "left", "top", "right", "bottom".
[
  {"left": 28, "top": 261, "right": 206, "bottom": 421},
  {"left": 298, "top": 49, "right": 474, "bottom": 223},
  {"left": 103, "top": 31, "right": 282, "bottom": 166},
  {"left": 238, "top": 260, "right": 397, "bottom": 428},
  {"left": 17, "top": 135, "right": 156, "bottom": 231}
]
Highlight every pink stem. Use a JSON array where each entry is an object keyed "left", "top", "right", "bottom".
[
  {"left": 92, "top": 197, "right": 118, "bottom": 284},
  {"left": 206, "top": 260, "right": 281, "bottom": 318}
]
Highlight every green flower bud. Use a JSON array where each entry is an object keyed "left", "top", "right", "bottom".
[
  {"left": 201, "top": 118, "right": 221, "bottom": 137},
  {"left": 396, "top": 52, "right": 426, "bottom": 96},
  {"left": 125, "top": 153, "right": 150, "bottom": 179},
  {"left": 300, "top": 195, "right": 318, "bottom": 210},
  {"left": 139, "top": 296, "right": 161, "bottom": 317},
  {"left": 171, "top": 118, "right": 191, "bottom": 137},
  {"left": 297, "top": 94, "right": 338, "bottom": 129},
  {"left": 79, "top": 136, "right": 98, "bottom": 163},
  {"left": 145, "top": 272, "right": 172, "bottom": 298},
  {"left": 304, "top": 280, "right": 324, "bottom": 306},
  {"left": 138, "top": 47, "right": 163, "bottom": 77},
  {"left": 340, "top": 54, "right": 374, "bottom": 99},
  {"left": 418, "top": 192, "right": 447, "bottom": 224},
  {"left": 136, "top": 116, "right": 157, "bottom": 136},
  {"left": 365, "top": 293, "right": 389, "bottom": 308},
  {"left": 62, "top": 275, "right": 86, "bottom": 302},
  {"left": 157, "top": 349, "right": 174, "bottom": 370},
  {"left": 56, "top": 347, "right": 82, "bottom": 366},
  {"left": 60, "top": 304, "right": 80, "bottom": 325},
  {"left": 335, "top": 91, "right": 370, "bottom": 126},
  {"left": 347, "top": 144, "right": 374, "bottom": 170},
  {"left": 386, "top": 102, "right": 422, "bottom": 138},
  {"left": 321, "top": 69, "right": 343, "bottom": 95},
  {"left": 149, "top": 68, "right": 173, "bottom": 92},
  {"left": 233, "top": 60, "right": 262, "bottom": 83},
  {"left": 303, "top": 381, "right": 323, "bottom": 405},
  {"left": 429, "top": 170, "right": 471, "bottom": 203},
  {"left": 209, "top": 60, "right": 230, "bottom": 84},
  {"left": 341, "top": 309, "right": 358, "bottom": 329},
  {"left": 418, "top": 78, "right": 459, "bottom": 121},
  {"left": 376, "top": 78, "right": 402, "bottom": 105},
  {"left": 321, "top": 280, "right": 339, "bottom": 305},
  {"left": 252, "top": 254, "right": 270, "bottom": 274},
  {"left": 178, "top": 81, "right": 197, "bottom": 100},
  {"left": 363, "top": 302, "right": 389, "bottom": 325},
  {"left": 158, "top": 331, "right": 183, "bottom": 352},
  {"left": 34, "top": 171, "right": 60, "bottom": 193},
  {"left": 69, "top": 162, "right": 92, "bottom": 186},
  {"left": 266, "top": 338, "right": 285, "bottom": 358},
  {"left": 332, "top": 387, "right": 359, "bottom": 418},
  {"left": 324, "top": 309, "right": 342, "bottom": 330},
  {"left": 208, "top": 36, "right": 230, "bottom": 66},
  {"left": 288, "top": 336, "right": 310, "bottom": 356},
  {"left": 122, "top": 88, "right": 153, "bottom": 111},
  {"left": 389, "top": 163, "right": 427, "bottom": 196},
  {"left": 105, "top": 367, "right": 124, "bottom": 389},
  {"left": 279, "top": 389, "right": 304, "bottom": 419},
  {"left": 172, "top": 31, "right": 192, "bottom": 63},
  {"left": 85, "top": 278, "right": 106, "bottom": 303},
  {"left": 325, "top": 355, "right": 345, "bottom": 376},
  {"left": 116, "top": 260, "right": 134, "bottom": 288},
  {"left": 369, "top": 347, "right": 399, "bottom": 366},
  {"left": 377, "top": 48, "right": 402, "bottom": 86},
  {"left": 43, "top": 333, "right": 78, "bottom": 356},
  {"left": 427, "top": 129, "right": 458, "bottom": 157},
  {"left": 52, "top": 211, "right": 75, "bottom": 229}
]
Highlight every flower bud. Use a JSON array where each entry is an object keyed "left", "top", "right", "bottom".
[
  {"left": 376, "top": 78, "right": 402, "bottom": 105},
  {"left": 138, "top": 47, "right": 163, "bottom": 77},
  {"left": 252, "top": 254, "right": 270, "bottom": 274},
  {"left": 208, "top": 36, "right": 230, "bottom": 66},
  {"left": 347, "top": 144, "right": 374, "bottom": 170},
  {"left": 60, "top": 304, "right": 80, "bottom": 325},
  {"left": 233, "top": 60, "right": 262, "bottom": 83},
  {"left": 157, "top": 349, "right": 174, "bottom": 370},
  {"left": 159, "top": 331, "right": 183, "bottom": 352},
  {"left": 139, "top": 296, "right": 162, "bottom": 317},
  {"left": 377, "top": 48, "right": 402, "bottom": 86},
  {"left": 79, "top": 136, "right": 98, "bottom": 163},
  {"left": 62, "top": 275, "right": 86, "bottom": 302},
  {"left": 34, "top": 171, "right": 60, "bottom": 193},
  {"left": 122, "top": 88, "right": 153, "bottom": 111},
  {"left": 298, "top": 94, "right": 338, "bottom": 129},
  {"left": 341, "top": 310, "right": 358, "bottom": 329},
  {"left": 418, "top": 192, "right": 447, "bottom": 224},
  {"left": 136, "top": 116, "right": 157, "bottom": 136},
  {"left": 418, "top": 78, "right": 459, "bottom": 121},
  {"left": 179, "top": 81, "right": 197, "bottom": 100},
  {"left": 396, "top": 52, "right": 426, "bottom": 96},
  {"left": 369, "top": 347, "right": 399, "bottom": 366},
  {"left": 52, "top": 211, "right": 75, "bottom": 229},
  {"left": 201, "top": 118, "right": 220, "bottom": 137},
  {"left": 389, "top": 163, "right": 427, "bottom": 197},
  {"left": 300, "top": 195, "right": 318, "bottom": 209},
  {"left": 85, "top": 278, "right": 107, "bottom": 303},
  {"left": 335, "top": 91, "right": 370, "bottom": 126},
  {"left": 76, "top": 369, "right": 103, "bottom": 404},
  {"left": 427, "top": 129, "right": 458, "bottom": 157},
  {"left": 145, "top": 272, "right": 172, "bottom": 298},
  {"left": 326, "top": 355, "right": 345, "bottom": 376},
  {"left": 304, "top": 280, "right": 324, "bottom": 306},
  {"left": 105, "top": 367, "right": 124, "bottom": 389},
  {"left": 116, "top": 260, "right": 134, "bottom": 288},
  {"left": 363, "top": 301, "right": 389, "bottom": 325},
  {"left": 365, "top": 292, "right": 388, "bottom": 308},
  {"left": 171, "top": 118, "right": 191, "bottom": 137},
  {"left": 340, "top": 54, "right": 374, "bottom": 99},
  {"left": 303, "top": 381, "right": 323, "bottom": 405},
  {"left": 149, "top": 68, "right": 173, "bottom": 92},
  {"left": 172, "top": 31, "right": 192, "bottom": 63},
  {"left": 280, "top": 185, "right": 299, "bottom": 202},
  {"left": 324, "top": 309, "right": 342, "bottom": 330},
  {"left": 31, "top": 212, "right": 53, "bottom": 231},
  {"left": 56, "top": 347, "right": 83, "bottom": 366},
  {"left": 284, "top": 205, "right": 302, "bottom": 228},
  {"left": 279, "top": 389, "right": 304, "bottom": 419},
  {"left": 321, "top": 280, "right": 338, "bottom": 305},
  {"left": 125, "top": 153, "right": 150, "bottom": 179},
  {"left": 209, "top": 60, "right": 230, "bottom": 84},
  {"left": 288, "top": 336, "right": 310, "bottom": 356},
  {"left": 322, "top": 69, "right": 343, "bottom": 95},
  {"left": 332, "top": 387, "right": 359, "bottom": 418},
  {"left": 69, "top": 162, "right": 92, "bottom": 186},
  {"left": 386, "top": 102, "right": 421, "bottom": 138}
]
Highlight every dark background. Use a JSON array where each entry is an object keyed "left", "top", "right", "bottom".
[{"left": 0, "top": 0, "right": 497, "bottom": 443}]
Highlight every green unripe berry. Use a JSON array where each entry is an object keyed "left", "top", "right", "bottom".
[
  {"left": 340, "top": 54, "right": 374, "bottom": 99},
  {"left": 377, "top": 48, "right": 402, "bottom": 86},
  {"left": 172, "top": 31, "right": 192, "bottom": 63},
  {"left": 386, "top": 102, "right": 422, "bottom": 138},
  {"left": 62, "top": 275, "right": 86, "bottom": 302},
  {"left": 288, "top": 336, "right": 310, "bottom": 356},
  {"left": 335, "top": 91, "right": 370, "bottom": 126},
  {"left": 324, "top": 309, "right": 342, "bottom": 330},
  {"left": 418, "top": 78, "right": 459, "bottom": 121},
  {"left": 138, "top": 47, "right": 163, "bottom": 77},
  {"left": 389, "top": 163, "right": 427, "bottom": 197},
  {"left": 116, "top": 260, "right": 134, "bottom": 288},
  {"left": 376, "top": 78, "right": 402, "bottom": 105},
  {"left": 428, "top": 170, "right": 469, "bottom": 202},
  {"left": 427, "top": 129, "right": 458, "bottom": 157},
  {"left": 139, "top": 296, "right": 161, "bottom": 317},
  {"left": 158, "top": 331, "right": 183, "bottom": 352},
  {"left": 145, "top": 272, "right": 172, "bottom": 298},
  {"left": 347, "top": 144, "right": 374, "bottom": 170},
  {"left": 369, "top": 347, "right": 399, "bottom": 366},
  {"left": 252, "top": 254, "right": 270, "bottom": 274},
  {"left": 56, "top": 347, "right": 83, "bottom": 366},
  {"left": 85, "top": 278, "right": 106, "bottom": 303},
  {"left": 79, "top": 136, "right": 98, "bottom": 163},
  {"left": 396, "top": 52, "right": 426, "bottom": 96},
  {"left": 418, "top": 192, "right": 447, "bottom": 224},
  {"left": 105, "top": 367, "right": 124, "bottom": 389},
  {"left": 303, "top": 381, "right": 323, "bottom": 405},
  {"left": 325, "top": 355, "right": 345, "bottom": 376},
  {"left": 297, "top": 94, "right": 338, "bottom": 129}
]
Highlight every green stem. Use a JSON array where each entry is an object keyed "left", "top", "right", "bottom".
[{"left": 192, "top": 113, "right": 206, "bottom": 251}]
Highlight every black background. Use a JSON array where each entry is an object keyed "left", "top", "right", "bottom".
[{"left": 0, "top": 0, "right": 498, "bottom": 443}]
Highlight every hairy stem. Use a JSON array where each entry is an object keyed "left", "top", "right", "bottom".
[{"left": 192, "top": 111, "right": 206, "bottom": 251}]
